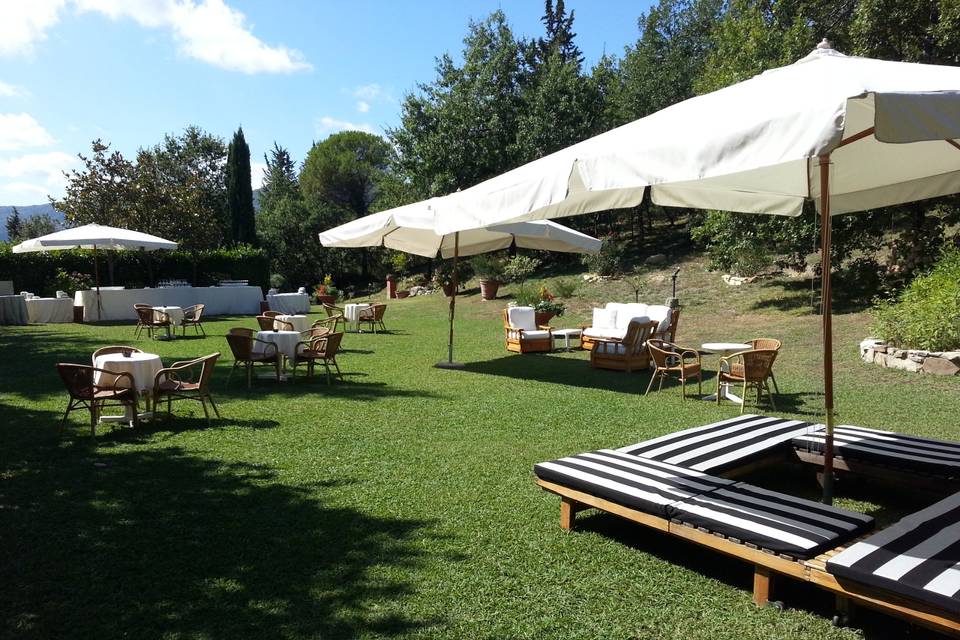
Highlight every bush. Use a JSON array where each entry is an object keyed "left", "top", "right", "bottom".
[
  {"left": 581, "top": 241, "right": 626, "bottom": 276},
  {"left": 470, "top": 254, "right": 504, "bottom": 280},
  {"left": 502, "top": 255, "right": 540, "bottom": 284},
  {"left": 269, "top": 273, "right": 287, "bottom": 289},
  {"left": 552, "top": 278, "right": 578, "bottom": 298},
  {"left": 871, "top": 248, "right": 960, "bottom": 351},
  {"left": 512, "top": 285, "right": 539, "bottom": 307}
]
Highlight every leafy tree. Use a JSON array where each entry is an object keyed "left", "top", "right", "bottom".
[
  {"left": 18, "top": 214, "right": 58, "bottom": 240},
  {"left": 257, "top": 196, "right": 325, "bottom": 289},
  {"left": 54, "top": 139, "right": 137, "bottom": 229},
  {"left": 531, "top": 0, "right": 583, "bottom": 68},
  {"left": 258, "top": 143, "right": 300, "bottom": 213},
  {"left": 5, "top": 207, "right": 21, "bottom": 242},
  {"left": 226, "top": 126, "right": 256, "bottom": 245}
]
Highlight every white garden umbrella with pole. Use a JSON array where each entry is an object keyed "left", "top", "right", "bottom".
[
  {"left": 12, "top": 223, "right": 178, "bottom": 320},
  {"left": 318, "top": 202, "right": 600, "bottom": 367},
  {"left": 412, "top": 40, "right": 960, "bottom": 503}
]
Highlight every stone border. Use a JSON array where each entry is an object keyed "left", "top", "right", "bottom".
[{"left": 860, "top": 339, "right": 960, "bottom": 376}]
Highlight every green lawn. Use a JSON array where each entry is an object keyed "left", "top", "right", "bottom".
[{"left": 3, "top": 259, "right": 959, "bottom": 639}]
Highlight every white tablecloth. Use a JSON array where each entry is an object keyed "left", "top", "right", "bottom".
[
  {"left": 74, "top": 286, "right": 263, "bottom": 321},
  {"left": 153, "top": 306, "right": 185, "bottom": 326},
  {"left": 266, "top": 293, "right": 310, "bottom": 314},
  {"left": 276, "top": 314, "right": 309, "bottom": 332},
  {"left": 93, "top": 352, "right": 163, "bottom": 394},
  {"left": 25, "top": 297, "right": 74, "bottom": 323},
  {"left": 344, "top": 303, "right": 371, "bottom": 323},
  {"left": 0, "top": 295, "right": 28, "bottom": 325},
  {"left": 254, "top": 330, "right": 301, "bottom": 362}
]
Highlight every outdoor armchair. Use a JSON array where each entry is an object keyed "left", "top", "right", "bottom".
[
  {"left": 589, "top": 318, "right": 658, "bottom": 372},
  {"left": 358, "top": 303, "right": 387, "bottom": 333},
  {"left": 225, "top": 329, "right": 281, "bottom": 388},
  {"left": 257, "top": 315, "right": 294, "bottom": 331},
  {"left": 153, "top": 352, "right": 220, "bottom": 425},
  {"left": 734, "top": 337, "right": 782, "bottom": 393},
  {"left": 717, "top": 348, "right": 779, "bottom": 414},
  {"left": 181, "top": 304, "right": 206, "bottom": 336},
  {"left": 56, "top": 363, "right": 139, "bottom": 437},
  {"left": 262, "top": 310, "right": 282, "bottom": 319},
  {"left": 91, "top": 345, "right": 143, "bottom": 365},
  {"left": 134, "top": 305, "right": 169, "bottom": 339},
  {"left": 292, "top": 332, "right": 344, "bottom": 384},
  {"left": 503, "top": 306, "right": 553, "bottom": 353},
  {"left": 311, "top": 316, "right": 340, "bottom": 333},
  {"left": 645, "top": 339, "right": 702, "bottom": 399}
]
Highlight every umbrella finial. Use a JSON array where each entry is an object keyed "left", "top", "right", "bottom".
[{"left": 817, "top": 38, "right": 833, "bottom": 50}]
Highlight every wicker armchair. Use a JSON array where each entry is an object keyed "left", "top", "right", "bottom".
[
  {"left": 358, "top": 303, "right": 387, "bottom": 333},
  {"left": 181, "top": 304, "right": 206, "bottom": 336},
  {"left": 257, "top": 315, "right": 293, "bottom": 331},
  {"left": 56, "top": 363, "right": 139, "bottom": 436},
  {"left": 503, "top": 307, "right": 553, "bottom": 353},
  {"left": 730, "top": 338, "right": 782, "bottom": 393},
  {"left": 225, "top": 329, "right": 281, "bottom": 388},
  {"left": 262, "top": 311, "right": 282, "bottom": 319},
  {"left": 292, "top": 332, "right": 344, "bottom": 383},
  {"left": 153, "top": 352, "right": 221, "bottom": 424},
  {"left": 717, "top": 348, "right": 779, "bottom": 414},
  {"left": 300, "top": 327, "right": 332, "bottom": 343},
  {"left": 91, "top": 345, "right": 143, "bottom": 365},
  {"left": 134, "top": 305, "right": 169, "bottom": 339},
  {"left": 311, "top": 316, "right": 340, "bottom": 333},
  {"left": 645, "top": 339, "right": 702, "bottom": 399},
  {"left": 590, "top": 318, "right": 658, "bottom": 372}
]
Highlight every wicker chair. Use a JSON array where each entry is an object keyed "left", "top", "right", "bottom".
[
  {"left": 322, "top": 303, "right": 345, "bottom": 331},
  {"left": 717, "top": 348, "right": 779, "bottom": 414},
  {"left": 153, "top": 352, "right": 221, "bottom": 425},
  {"left": 134, "top": 306, "right": 169, "bottom": 339},
  {"left": 311, "top": 316, "right": 340, "bottom": 333},
  {"left": 257, "top": 315, "right": 293, "bottom": 331},
  {"left": 590, "top": 318, "right": 658, "bottom": 372},
  {"left": 91, "top": 345, "right": 143, "bottom": 365},
  {"left": 731, "top": 338, "right": 782, "bottom": 393},
  {"left": 503, "top": 307, "right": 553, "bottom": 353},
  {"left": 358, "top": 303, "right": 387, "bottom": 333},
  {"left": 292, "top": 332, "right": 344, "bottom": 384},
  {"left": 56, "top": 363, "right": 139, "bottom": 436},
  {"left": 262, "top": 310, "right": 282, "bottom": 319},
  {"left": 300, "top": 327, "right": 332, "bottom": 343},
  {"left": 225, "top": 329, "right": 281, "bottom": 388},
  {"left": 181, "top": 304, "right": 206, "bottom": 336},
  {"left": 645, "top": 339, "right": 702, "bottom": 399}
]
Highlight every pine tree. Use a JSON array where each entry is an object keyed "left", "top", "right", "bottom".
[
  {"left": 259, "top": 143, "right": 300, "bottom": 213},
  {"left": 5, "top": 206, "right": 22, "bottom": 242},
  {"left": 226, "top": 126, "right": 256, "bottom": 245}
]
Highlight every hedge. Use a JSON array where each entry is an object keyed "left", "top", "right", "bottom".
[{"left": 0, "top": 243, "right": 270, "bottom": 296}]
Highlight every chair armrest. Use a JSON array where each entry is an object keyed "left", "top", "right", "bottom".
[
  {"left": 92, "top": 369, "right": 137, "bottom": 393},
  {"left": 251, "top": 339, "right": 279, "bottom": 356},
  {"left": 154, "top": 361, "right": 198, "bottom": 389},
  {"left": 537, "top": 324, "right": 553, "bottom": 330}
]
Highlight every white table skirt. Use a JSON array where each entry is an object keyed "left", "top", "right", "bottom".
[
  {"left": 266, "top": 293, "right": 310, "bottom": 314},
  {"left": 94, "top": 352, "right": 163, "bottom": 394},
  {"left": 254, "top": 330, "right": 302, "bottom": 362},
  {"left": 74, "top": 286, "right": 263, "bottom": 321},
  {"left": 153, "top": 306, "right": 185, "bottom": 326},
  {"left": 25, "top": 297, "right": 73, "bottom": 323},
  {"left": 0, "top": 295, "right": 28, "bottom": 325},
  {"left": 344, "top": 303, "right": 371, "bottom": 323},
  {"left": 276, "top": 314, "right": 309, "bottom": 332}
]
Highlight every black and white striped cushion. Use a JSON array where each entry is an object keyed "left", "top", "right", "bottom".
[
  {"left": 618, "top": 415, "right": 819, "bottom": 473},
  {"left": 533, "top": 449, "right": 735, "bottom": 517},
  {"left": 828, "top": 492, "right": 960, "bottom": 613},
  {"left": 793, "top": 425, "right": 960, "bottom": 477},
  {"left": 669, "top": 482, "right": 875, "bottom": 558}
]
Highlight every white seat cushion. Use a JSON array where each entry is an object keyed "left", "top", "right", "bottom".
[
  {"left": 519, "top": 330, "right": 551, "bottom": 341},
  {"left": 609, "top": 303, "right": 649, "bottom": 331},
  {"left": 591, "top": 307, "right": 617, "bottom": 330},
  {"left": 508, "top": 306, "right": 537, "bottom": 331},
  {"left": 583, "top": 327, "right": 625, "bottom": 340},
  {"left": 647, "top": 305, "right": 672, "bottom": 333}
]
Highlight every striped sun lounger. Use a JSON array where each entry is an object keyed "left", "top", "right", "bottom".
[
  {"left": 828, "top": 492, "right": 960, "bottom": 614},
  {"left": 617, "top": 414, "right": 818, "bottom": 473},
  {"left": 792, "top": 424, "right": 960, "bottom": 478}
]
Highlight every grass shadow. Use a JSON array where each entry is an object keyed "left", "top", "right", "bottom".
[{"left": 462, "top": 353, "right": 652, "bottom": 393}]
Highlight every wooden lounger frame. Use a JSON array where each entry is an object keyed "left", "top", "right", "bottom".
[
  {"left": 794, "top": 450, "right": 960, "bottom": 495},
  {"left": 537, "top": 478, "right": 960, "bottom": 636}
]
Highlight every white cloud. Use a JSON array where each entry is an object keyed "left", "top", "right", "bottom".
[
  {"left": 0, "top": 150, "right": 78, "bottom": 202},
  {"left": 0, "top": 1, "right": 311, "bottom": 74},
  {"left": 0, "top": 113, "right": 55, "bottom": 151},
  {"left": 0, "top": 0, "right": 65, "bottom": 56},
  {"left": 0, "top": 81, "right": 28, "bottom": 98},
  {"left": 351, "top": 84, "right": 383, "bottom": 101},
  {"left": 315, "top": 116, "right": 376, "bottom": 136},
  {"left": 356, "top": 100, "right": 370, "bottom": 113}
]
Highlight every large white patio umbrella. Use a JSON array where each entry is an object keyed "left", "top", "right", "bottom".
[
  {"left": 319, "top": 202, "right": 600, "bottom": 367},
  {"left": 12, "top": 223, "right": 178, "bottom": 320},
  {"left": 414, "top": 41, "right": 960, "bottom": 503}
]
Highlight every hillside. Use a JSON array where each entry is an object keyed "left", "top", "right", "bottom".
[{"left": 0, "top": 204, "right": 64, "bottom": 241}]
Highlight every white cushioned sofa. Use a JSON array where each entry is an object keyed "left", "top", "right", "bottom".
[{"left": 580, "top": 302, "right": 679, "bottom": 351}]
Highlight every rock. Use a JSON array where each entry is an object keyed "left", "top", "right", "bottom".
[
  {"left": 922, "top": 357, "right": 960, "bottom": 376},
  {"left": 722, "top": 274, "right": 756, "bottom": 286},
  {"left": 887, "top": 356, "right": 922, "bottom": 372},
  {"left": 861, "top": 348, "right": 875, "bottom": 363},
  {"left": 941, "top": 351, "right": 960, "bottom": 366},
  {"left": 874, "top": 352, "right": 888, "bottom": 366},
  {"left": 644, "top": 254, "right": 667, "bottom": 266},
  {"left": 909, "top": 354, "right": 925, "bottom": 363}
]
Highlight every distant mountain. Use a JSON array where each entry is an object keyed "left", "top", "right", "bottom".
[{"left": 0, "top": 203, "right": 65, "bottom": 241}]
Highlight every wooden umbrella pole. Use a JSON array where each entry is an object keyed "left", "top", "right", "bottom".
[
  {"left": 94, "top": 244, "right": 102, "bottom": 321},
  {"left": 819, "top": 155, "right": 835, "bottom": 504},
  {"left": 447, "top": 232, "right": 459, "bottom": 363}
]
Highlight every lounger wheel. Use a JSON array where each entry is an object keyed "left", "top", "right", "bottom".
[
  {"left": 831, "top": 613, "right": 849, "bottom": 627},
  {"left": 768, "top": 600, "right": 785, "bottom": 611}
]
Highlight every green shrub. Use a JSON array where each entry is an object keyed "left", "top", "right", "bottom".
[
  {"left": 470, "top": 254, "right": 505, "bottom": 280},
  {"left": 871, "top": 248, "right": 960, "bottom": 351},
  {"left": 552, "top": 278, "right": 578, "bottom": 298},
  {"left": 512, "top": 285, "right": 539, "bottom": 307},
  {"left": 581, "top": 241, "right": 626, "bottom": 276},
  {"left": 502, "top": 255, "right": 540, "bottom": 285}
]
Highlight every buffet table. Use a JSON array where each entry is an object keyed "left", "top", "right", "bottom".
[
  {"left": 0, "top": 295, "right": 28, "bottom": 325},
  {"left": 26, "top": 297, "right": 74, "bottom": 323},
  {"left": 266, "top": 293, "right": 310, "bottom": 314},
  {"left": 74, "top": 286, "right": 263, "bottom": 321}
]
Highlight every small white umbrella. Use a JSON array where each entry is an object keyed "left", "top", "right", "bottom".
[
  {"left": 12, "top": 223, "right": 178, "bottom": 319},
  {"left": 319, "top": 203, "right": 600, "bottom": 367}
]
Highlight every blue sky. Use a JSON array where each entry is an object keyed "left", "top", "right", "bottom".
[{"left": 0, "top": 1, "right": 653, "bottom": 206}]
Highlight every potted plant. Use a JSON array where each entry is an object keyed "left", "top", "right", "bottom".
[
  {"left": 470, "top": 254, "right": 504, "bottom": 300},
  {"left": 533, "top": 286, "right": 565, "bottom": 325},
  {"left": 268, "top": 273, "right": 286, "bottom": 295},
  {"left": 315, "top": 274, "right": 339, "bottom": 305},
  {"left": 431, "top": 260, "right": 473, "bottom": 297}
]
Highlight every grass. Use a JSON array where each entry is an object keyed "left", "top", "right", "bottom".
[{"left": 2, "top": 255, "right": 959, "bottom": 639}]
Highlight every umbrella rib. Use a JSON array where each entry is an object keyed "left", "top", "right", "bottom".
[
  {"left": 837, "top": 126, "right": 874, "bottom": 148},
  {"left": 946, "top": 139, "right": 960, "bottom": 152}
]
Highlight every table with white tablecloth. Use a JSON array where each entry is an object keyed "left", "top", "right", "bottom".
[
  {"left": 74, "top": 286, "right": 263, "bottom": 321},
  {"left": 0, "top": 295, "right": 29, "bottom": 325},
  {"left": 93, "top": 352, "right": 163, "bottom": 421},
  {"left": 266, "top": 293, "right": 310, "bottom": 314},
  {"left": 254, "top": 330, "right": 302, "bottom": 363},
  {"left": 343, "top": 303, "right": 371, "bottom": 331},
  {"left": 275, "top": 314, "right": 309, "bottom": 332},
  {"left": 25, "top": 297, "right": 74, "bottom": 323}
]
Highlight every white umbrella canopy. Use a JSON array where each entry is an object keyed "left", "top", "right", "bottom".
[
  {"left": 318, "top": 201, "right": 600, "bottom": 257},
  {"left": 11, "top": 223, "right": 178, "bottom": 253}
]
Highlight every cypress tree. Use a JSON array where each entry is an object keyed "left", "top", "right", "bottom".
[
  {"left": 226, "top": 126, "right": 256, "bottom": 245},
  {"left": 5, "top": 206, "right": 22, "bottom": 242}
]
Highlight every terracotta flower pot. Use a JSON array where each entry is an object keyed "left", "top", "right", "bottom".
[
  {"left": 535, "top": 311, "right": 556, "bottom": 326},
  {"left": 316, "top": 294, "right": 336, "bottom": 305},
  {"left": 479, "top": 279, "right": 500, "bottom": 300},
  {"left": 396, "top": 290, "right": 411, "bottom": 299}
]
